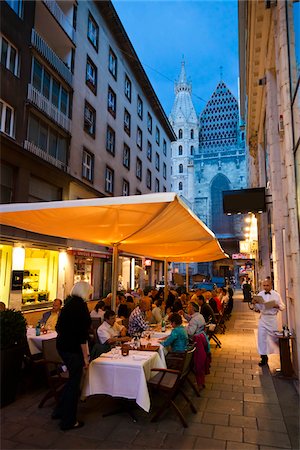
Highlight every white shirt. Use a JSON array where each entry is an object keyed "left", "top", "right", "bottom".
[
  {"left": 97, "top": 321, "right": 124, "bottom": 344},
  {"left": 255, "top": 289, "right": 285, "bottom": 316},
  {"left": 90, "top": 309, "right": 105, "bottom": 321}
]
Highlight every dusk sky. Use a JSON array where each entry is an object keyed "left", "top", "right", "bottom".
[{"left": 113, "top": 0, "right": 239, "bottom": 117}]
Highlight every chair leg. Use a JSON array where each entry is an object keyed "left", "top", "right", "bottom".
[
  {"left": 171, "top": 400, "right": 188, "bottom": 427},
  {"left": 211, "top": 334, "right": 222, "bottom": 348},
  {"left": 179, "top": 389, "right": 197, "bottom": 414},
  {"left": 186, "top": 376, "right": 201, "bottom": 397}
]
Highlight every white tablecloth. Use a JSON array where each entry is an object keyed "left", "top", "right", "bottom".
[
  {"left": 151, "top": 329, "right": 172, "bottom": 339},
  {"left": 82, "top": 350, "right": 165, "bottom": 412},
  {"left": 27, "top": 329, "right": 57, "bottom": 355}
]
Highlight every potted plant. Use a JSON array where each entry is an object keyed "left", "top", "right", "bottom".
[{"left": 0, "top": 309, "right": 27, "bottom": 407}]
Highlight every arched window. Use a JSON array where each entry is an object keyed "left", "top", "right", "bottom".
[
  {"left": 190, "top": 145, "right": 194, "bottom": 155},
  {"left": 178, "top": 129, "right": 183, "bottom": 139},
  {"left": 179, "top": 182, "right": 183, "bottom": 190},
  {"left": 179, "top": 164, "right": 183, "bottom": 173},
  {"left": 190, "top": 129, "right": 194, "bottom": 139},
  {"left": 178, "top": 145, "right": 183, "bottom": 155},
  {"left": 211, "top": 174, "right": 235, "bottom": 235}
]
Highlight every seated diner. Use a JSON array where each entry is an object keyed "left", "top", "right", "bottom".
[
  {"left": 159, "top": 312, "right": 188, "bottom": 353},
  {"left": 97, "top": 309, "right": 130, "bottom": 346}
]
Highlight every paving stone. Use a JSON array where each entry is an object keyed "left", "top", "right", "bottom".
[
  {"left": 1, "top": 422, "right": 26, "bottom": 440},
  {"left": 212, "top": 383, "right": 233, "bottom": 392},
  {"left": 132, "top": 430, "right": 166, "bottom": 447},
  {"left": 244, "top": 402, "right": 282, "bottom": 420},
  {"left": 244, "top": 393, "right": 278, "bottom": 404},
  {"left": 244, "top": 428, "right": 291, "bottom": 448},
  {"left": 50, "top": 434, "right": 101, "bottom": 449},
  {"left": 205, "top": 398, "right": 243, "bottom": 415},
  {"left": 220, "top": 391, "right": 243, "bottom": 401},
  {"left": 183, "top": 422, "right": 213, "bottom": 438},
  {"left": 230, "top": 415, "right": 257, "bottom": 428},
  {"left": 156, "top": 417, "right": 184, "bottom": 433},
  {"left": 0, "top": 440, "right": 19, "bottom": 449},
  {"left": 257, "top": 417, "right": 288, "bottom": 433},
  {"left": 194, "top": 436, "right": 226, "bottom": 449},
  {"left": 213, "top": 425, "right": 243, "bottom": 442},
  {"left": 13, "top": 427, "right": 59, "bottom": 448},
  {"left": 226, "top": 442, "right": 258, "bottom": 450},
  {"left": 202, "top": 412, "right": 229, "bottom": 426},
  {"left": 225, "top": 367, "right": 243, "bottom": 374},
  {"left": 161, "top": 434, "right": 196, "bottom": 449},
  {"left": 199, "top": 389, "right": 221, "bottom": 399},
  {"left": 223, "top": 377, "right": 243, "bottom": 386}
]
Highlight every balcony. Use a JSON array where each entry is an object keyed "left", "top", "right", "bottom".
[
  {"left": 31, "top": 30, "right": 73, "bottom": 86},
  {"left": 43, "top": 0, "right": 75, "bottom": 42},
  {"left": 24, "top": 140, "right": 70, "bottom": 173},
  {"left": 27, "top": 83, "right": 71, "bottom": 133}
]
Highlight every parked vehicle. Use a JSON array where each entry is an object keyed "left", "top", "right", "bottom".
[
  {"left": 191, "top": 282, "right": 216, "bottom": 291},
  {"left": 211, "top": 277, "right": 225, "bottom": 288}
]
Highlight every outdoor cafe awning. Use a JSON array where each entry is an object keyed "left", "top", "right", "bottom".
[{"left": 0, "top": 193, "right": 227, "bottom": 263}]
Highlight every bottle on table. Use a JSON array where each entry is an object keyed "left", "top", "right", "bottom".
[
  {"left": 35, "top": 322, "right": 41, "bottom": 336},
  {"left": 161, "top": 319, "right": 166, "bottom": 332}
]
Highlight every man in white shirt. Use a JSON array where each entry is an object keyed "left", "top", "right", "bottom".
[
  {"left": 97, "top": 309, "right": 130, "bottom": 346},
  {"left": 181, "top": 302, "right": 205, "bottom": 338},
  {"left": 253, "top": 278, "right": 285, "bottom": 366}
]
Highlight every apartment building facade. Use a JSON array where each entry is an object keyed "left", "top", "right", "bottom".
[{"left": 0, "top": 0, "right": 175, "bottom": 311}]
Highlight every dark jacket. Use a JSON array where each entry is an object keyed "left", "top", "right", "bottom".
[
  {"left": 200, "top": 302, "right": 216, "bottom": 324},
  {"left": 56, "top": 295, "right": 91, "bottom": 354}
]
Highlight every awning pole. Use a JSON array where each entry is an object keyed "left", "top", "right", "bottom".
[
  {"left": 111, "top": 244, "right": 119, "bottom": 311},
  {"left": 186, "top": 263, "right": 189, "bottom": 292},
  {"left": 164, "top": 258, "right": 168, "bottom": 301}
]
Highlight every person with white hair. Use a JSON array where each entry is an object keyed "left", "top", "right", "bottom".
[{"left": 53, "top": 281, "right": 92, "bottom": 430}]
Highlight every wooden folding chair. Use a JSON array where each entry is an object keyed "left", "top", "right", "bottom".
[
  {"left": 38, "top": 338, "right": 68, "bottom": 408},
  {"left": 148, "top": 346, "right": 197, "bottom": 427}
]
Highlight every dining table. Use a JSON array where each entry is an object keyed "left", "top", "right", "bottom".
[
  {"left": 26, "top": 328, "right": 57, "bottom": 355},
  {"left": 82, "top": 348, "right": 166, "bottom": 412}
]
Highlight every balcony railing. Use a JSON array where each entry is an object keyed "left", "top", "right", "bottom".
[
  {"left": 43, "top": 0, "right": 75, "bottom": 42},
  {"left": 31, "top": 29, "right": 73, "bottom": 86},
  {"left": 28, "top": 84, "right": 71, "bottom": 133},
  {"left": 24, "top": 140, "right": 70, "bottom": 173}
]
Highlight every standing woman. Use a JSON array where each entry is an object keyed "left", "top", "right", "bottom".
[{"left": 54, "top": 281, "right": 92, "bottom": 430}]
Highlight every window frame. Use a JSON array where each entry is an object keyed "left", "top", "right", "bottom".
[
  {"left": 124, "top": 108, "right": 131, "bottom": 136},
  {"left": 155, "top": 178, "right": 160, "bottom": 193},
  {"left": 105, "top": 166, "right": 114, "bottom": 194},
  {"left": 163, "top": 162, "right": 167, "bottom": 179},
  {"left": 155, "top": 126, "right": 160, "bottom": 145},
  {"left": 124, "top": 74, "right": 132, "bottom": 102},
  {"left": 147, "top": 112, "right": 152, "bottom": 133},
  {"left": 179, "top": 181, "right": 183, "bottom": 190},
  {"left": 0, "top": 34, "right": 19, "bottom": 76},
  {"left": 179, "top": 163, "right": 183, "bottom": 173},
  {"left": 136, "top": 157, "right": 142, "bottom": 180},
  {"left": 155, "top": 152, "right": 160, "bottom": 171},
  {"left": 137, "top": 126, "right": 143, "bottom": 150},
  {"left": 163, "top": 139, "right": 167, "bottom": 156},
  {"left": 107, "top": 85, "right": 116, "bottom": 118},
  {"left": 86, "top": 56, "right": 97, "bottom": 94},
  {"left": 82, "top": 148, "right": 94, "bottom": 182},
  {"left": 137, "top": 95, "right": 143, "bottom": 119},
  {"left": 87, "top": 12, "right": 99, "bottom": 51},
  {"left": 84, "top": 100, "right": 96, "bottom": 138},
  {"left": 108, "top": 47, "right": 117, "bottom": 80},
  {"left": 147, "top": 140, "right": 152, "bottom": 161},
  {"left": 106, "top": 125, "right": 115, "bottom": 156},
  {"left": 178, "top": 145, "right": 183, "bottom": 156},
  {"left": 123, "top": 143, "right": 130, "bottom": 169},
  {"left": 0, "top": 99, "right": 15, "bottom": 138},
  {"left": 5, "top": 0, "right": 23, "bottom": 18},
  {"left": 146, "top": 169, "right": 152, "bottom": 189},
  {"left": 178, "top": 129, "right": 183, "bottom": 139},
  {"left": 122, "top": 179, "right": 130, "bottom": 196}
]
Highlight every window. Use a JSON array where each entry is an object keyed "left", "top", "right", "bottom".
[
  {"left": 155, "top": 152, "right": 160, "bottom": 171},
  {"left": 108, "top": 47, "right": 117, "bottom": 79},
  {"left": 163, "top": 139, "right": 167, "bottom": 156},
  {"left": 179, "top": 182, "right": 183, "bottom": 190},
  {"left": 190, "top": 145, "right": 194, "bottom": 155},
  {"left": 136, "top": 157, "right": 142, "bottom": 180},
  {"left": 136, "top": 189, "right": 141, "bottom": 195},
  {"left": 0, "top": 34, "right": 19, "bottom": 76},
  {"left": 178, "top": 145, "right": 183, "bottom": 155},
  {"left": 105, "top": 166, "right": 114, "bottom": 194},
  {"left": 123, "top": 143, "right": 130, "bottom": 169},
  {"left": 137, "top": 95, "right": 143, "bottom": 119},
  {"left": 0, "top": 99, "right": 14, "bottom": 137},
  {"left": 163, "top": 162, "right": 166, "bottom": 179},
  {"left": 1, "top": 162, "right": 14, "bottom": 203},
  {"left": 84, "top": 101, "right": 96, "bottom": 137},
  {"left": 147, "top": 112, "right": 152, "bottom": 133},
  {"left": 179, "top": 164, "right": 183, "bottom": 173},
  {"left": 178, "top": 129, "right": 183, "bottom": 139},
  {"left": 146, "top": 169, "right": 152, "bottom": 189},
  {"left": 82, "top": 149, "right": 94, "bottom": 182},
  {"left": 147, "top": 140, "right": 152, "bottom": 161},
  {"left": 137, "top": 126, "right": 142, "bottom": 149},
  {"left": 106, "top": 125, "right": 115, "bottom": 155},
  {"left": 122, "top": 179, "right": 129, "bottom": 196},
  {"left": 86, "top": 56, "right": 97, "bottom": 93},
  {"left": 31, "top": 58, "right": 70, "bottom": 116},
  {"left": 108, "top": 86, "right": 116, "bottom": 117},
  {"left": 5, "top": 0, "right": 23, "bottom": 17},
  {"left": 27, "top": 114, "right": 68, "bottom": 165},
  {"left": 124, "top": 108, "right": 131, "bottom": 135},
  {"left": 155, "top": 178, "right": 160, "bottom": 192},
  {"left": 87, "top": 13, "right": 99, "bottom": 50},
  {"left": 124, "top": 75, "right": 131, "bottom": 102},
  {"left": 155, "top": 126, "right": 160, "bottom": 145},
  {"left": 163, "top": 186, "right": 166, "bottom": 192},
  {"left": 190, "top": 129, "right": 194, "bottom": 139}
]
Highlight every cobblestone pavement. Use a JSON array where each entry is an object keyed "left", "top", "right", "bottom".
[{"left": 1, "top": 291, "right": 299, "bottom": 450}]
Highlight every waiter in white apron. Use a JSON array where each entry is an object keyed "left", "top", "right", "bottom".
[{"left": 253, "top": 278, "right": 285, "bottom": 366}]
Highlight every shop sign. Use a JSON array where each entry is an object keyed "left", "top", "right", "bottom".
[
  {"left": 68, "top": 249, "right": 109, "bottom": 258},
  {"left": 232, "top": 253, "right": 251, "bottom": 259},
  {"left": 144, "top": 259, "right": 152, "bottom": 266}
]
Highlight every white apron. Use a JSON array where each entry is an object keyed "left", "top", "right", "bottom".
[{"left": 257, "top": 314, "right": 279, "bottom": 355}]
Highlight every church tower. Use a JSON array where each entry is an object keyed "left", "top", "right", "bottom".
[
  {"left": 194, "top": 80, "right": 247, "bottom": 278},
  {"left": 169, "top": 61, "right": 198, "bottom": 209}
]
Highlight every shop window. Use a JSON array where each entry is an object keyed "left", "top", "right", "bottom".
[{"left": 74, "top": 255, "right": 92, "bottom": 284}]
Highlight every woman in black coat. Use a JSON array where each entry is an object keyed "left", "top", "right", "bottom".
[{"left": 54, "top": 281, "right": 92, "bottom": 430}]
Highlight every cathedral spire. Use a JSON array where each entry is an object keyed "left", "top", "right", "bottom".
[
  {"left": 175, "top": 59, "right": 192, "bottom": 94},
  {"left": 179, "top": 59, "right": 187, "bottom": 83}
]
